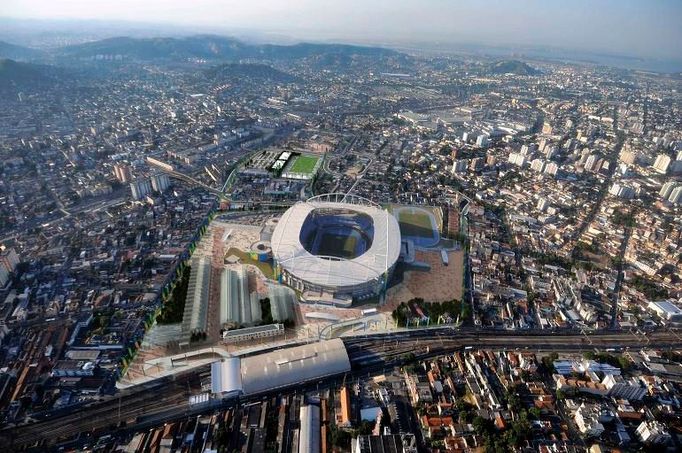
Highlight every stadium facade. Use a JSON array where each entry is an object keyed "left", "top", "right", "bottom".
[{"left": 271, "top": 194, "right": 401, "bottom": 305}]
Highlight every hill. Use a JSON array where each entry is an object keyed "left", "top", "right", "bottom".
[
  {"left": 488, "top": 60, "right": 540, "bottom": 75},
  {"left": 0, "top": 40, "right": 44, "bottom": 60},
  {"left": 58, "top": 35, "right": 401, "bottom": 65},
  {"left": 205, "top": 63, "right": 297, "bottom": 84},
  {"left": 0, "top": 59, "right": 50, "bottom": 85}
]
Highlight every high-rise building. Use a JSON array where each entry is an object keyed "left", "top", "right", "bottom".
[
  {"left": 574, "top": 404, "right": 605, "bottom": 438},
  {"left": 520, "top": 144, "right": 538, "bottom": 156},
  {"left": 508, "top": 153, "right": 527, "bottom": 167},
  {"left": 130, "top": 179, "right": 152, "bottom": 200},
  {"left": 671, "top": 160, "right": 682, "bottom": 174},
  {"left": 544, "top": 162, "right": 559, "bottom": 176},
  {"left": 0, "top": 266, "right": 9, "bottom": 287},
  {"left": 113, "top": 163, "right": 132, "bottom": 183},
  {"left": 669, "top": 186, "right": 682, "bottom": 205},
  {"left": 151, "top": 174, "right": 171, "bottom": 193},
  {"left": 544, "top": 145, "right": 558, "bottom": 160},
  {"left": 653, "top": 154, "right": 671, "bottom": 174},
  {"left": 602, "top": 374, "right": 646, "bottom": 401},
  {"left": 469, "top": 157, "right": 484, "bottom": 171},
  {"left": 475, "top": 134, "right": 489, "bottom": 148},
  {"left": 537, "top": 198, "right": 549, "bottom": 211},
  {"left": 0, "top": 248, "right": 20, "bottom": 274},
  {"left": 538, "top": 137, "right": 548, "bottom": 151},
  {"left": 659, "top": 181, "right": 678, "bottom": 199},
  {"left": 609, "top": 183, "right": 635, "bottom": 199},
  {"left": 530, "top": 158, "right": 545, "bottom": 173},
  {"left": 584, "top": 154, "right": 600, "bottom": 172},
  {"left": 451, "top": 160, "right": 468, "bottom": 174}
]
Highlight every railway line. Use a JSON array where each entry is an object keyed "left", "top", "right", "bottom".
[{"left": 2, "top": 329, "right": 680, "bottom": 450}]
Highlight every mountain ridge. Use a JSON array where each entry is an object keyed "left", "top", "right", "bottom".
[{"left": 57, "top": 35, "right": 401, "bottom": 64}]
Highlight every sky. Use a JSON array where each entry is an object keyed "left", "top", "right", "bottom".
[{"left": 3, "top": 0, "right": 682, "bottom": 59}]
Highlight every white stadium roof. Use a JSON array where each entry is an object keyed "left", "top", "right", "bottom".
[
  {"left": 211, "top": 339, "right": 351, "bottom": 396},
  {"left": 271, "top": 195, "right": 401, "bottom": 289}
]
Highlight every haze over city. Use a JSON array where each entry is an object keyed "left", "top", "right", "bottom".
[{"left": 3, "top": 0, "right": 682, "bottom": 60}]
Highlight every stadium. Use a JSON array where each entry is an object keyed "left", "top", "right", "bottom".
[{"left": 271, "top": 194, "right": 401, "bottom": 305}]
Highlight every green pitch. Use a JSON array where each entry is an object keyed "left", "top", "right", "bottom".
[
  {"left": 289, "top": 155, "right": 320, "bottom": 175},
  {"left": 398, "top": 210, "right": 436, "bottom": 239},
  {"left": 318, "top": 233, "right": 358, "bottom": 259}
]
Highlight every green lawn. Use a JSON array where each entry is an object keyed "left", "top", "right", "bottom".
[
  {"left": 398, "top": 210, "right": 435, "bottom": 239},
  {"left": 288, "top": 155, "right": 320, "bottom": 175}
]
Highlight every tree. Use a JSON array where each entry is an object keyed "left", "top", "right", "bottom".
[
  {"left": 528, "top": 407, "right": 542, "bottom": 419},
  {"left": 473, "top": 416, "right": 494, "bottom": 436},
  {"left": 330, "top": 425, "right": 351, "bottom": 449}
]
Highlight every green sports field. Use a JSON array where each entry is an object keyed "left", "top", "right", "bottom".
[
  {"left": 394, "top": 206, "right": 440, "bottom": 247},
  {"left": 288, "top": 155, "right": 320, "bottom": 175},
  {"left": 398, "top": 211, "right": 433, "bottom": 237},
  {"left": 318, "top": 232, "right": 358, "bottom": 259}
]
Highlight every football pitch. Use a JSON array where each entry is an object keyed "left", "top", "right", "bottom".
[
  {"left": 395, "top": 207, "right": 439, "bottom": 247},
  {"left": 318, "top": 232, "right": 358, "bottom": 259},
  {"left": 288, "top": 155, "right": 320, "bottom": 175}
]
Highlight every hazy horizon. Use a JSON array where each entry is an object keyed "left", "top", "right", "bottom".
[{"left": 3, "top": 0, "right": 682, "bottom": 61}]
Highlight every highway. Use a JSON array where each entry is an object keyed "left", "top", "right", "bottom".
[{"left": 1, "top": 329, "right": 680, "bottom": 450}]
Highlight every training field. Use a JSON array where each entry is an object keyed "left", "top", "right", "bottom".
[
  {"left": 317, "top": 232, "right": 358, "bottom": 259},
  {"left": 288, "top": 155, "right": 320, "bottom": 175},
  {"left": 393, "top": 206, "right": 440, "bottom": 247}
]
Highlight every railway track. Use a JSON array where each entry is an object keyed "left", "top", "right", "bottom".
[{"left": 2, "top": 329, "right": 679, "bottom": 450}]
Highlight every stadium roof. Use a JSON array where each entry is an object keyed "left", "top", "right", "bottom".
[
  {"left": 271, "top": 195, "right": 401, "bottom": 289},
  {"left": 210, "top": 339, "right": 351, "bottom": 396}
]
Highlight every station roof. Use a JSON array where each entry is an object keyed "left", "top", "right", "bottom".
[
  {"left": 211, "top": 357, "right": 242, "bottom": 394},
  {"left": 211, "top": 339, "right": 351, "bottom": 396},
  {"left": 240, "top": 338, "right": 350, "bottom": 395}
]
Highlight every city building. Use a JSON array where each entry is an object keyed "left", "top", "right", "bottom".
[
  {"left": 299, "top": 404, "right": 321, "bottom": 453},
  {"left": 151, "top": 173, "right": 171, "bottom": 193},
  {"left": 129, "top": 178, "right": 152, "bottom": 200},
  {"left": 574, "top": 403, "right": 605, "bottom": 438},
  {"left": 653, "top": 154, "right": 671, "bottom": 174},
  {"left": 648, "top": 300, "right": 682, "bottom": 323},
  {"left": 602, "top": 374, "right": 647, "bottom": 400},
  {"left": 0, "top": 248, "right": 20, "bottom": 274},
  {"left": 113, "top": 163, "right": 132, "bottom": 183},
  {"left": 635, "top": 420, "right": 671, "bottom": 444}
]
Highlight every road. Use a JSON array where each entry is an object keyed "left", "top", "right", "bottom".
[
  {"left": 567, "top": 119, "right": 625, "bottom": 256},
  {"left": 610, "top": 224, "right": 633, "bottom": 328},
  {"left": 2, "top": 329, "right": 679, "bottom": 450}
]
